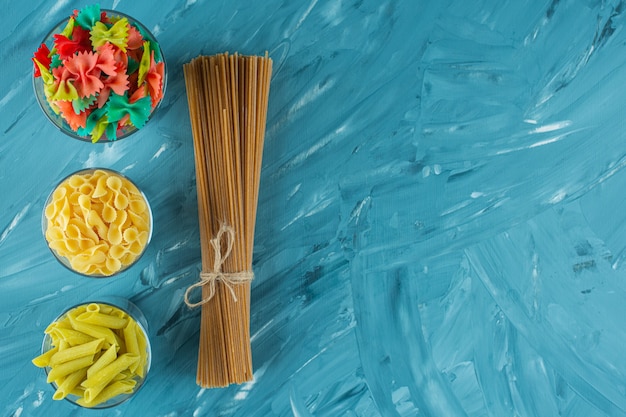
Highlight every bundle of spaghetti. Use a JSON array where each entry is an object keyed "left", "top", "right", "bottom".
[{"left": 183, "top": 52, "right": 272, "bottom": 388}]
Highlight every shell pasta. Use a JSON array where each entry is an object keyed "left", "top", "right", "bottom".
[
  {"left": 32, "top": 303, "right": 150, "bottom": 408},
  {"left": 44, "top": 169, "right": 151, "bottom": 276}
]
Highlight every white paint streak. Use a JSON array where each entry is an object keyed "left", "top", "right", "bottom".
[
  {"left": 531, "top": 120, "right": 571, "bottom": 134},
  {"left": 0, "top": 204, "right": 31, "bottom": 247}
]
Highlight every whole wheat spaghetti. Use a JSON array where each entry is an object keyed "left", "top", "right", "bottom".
[{"left": 183, "top": 52, "right": 272, "bottom": 388}]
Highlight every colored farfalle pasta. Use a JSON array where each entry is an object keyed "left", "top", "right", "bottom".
[
  {"left": 32, "top": 303, "right": 150, "bottom": 408},
  {"left": 44, "top": 169, "right": 151, "bottom": 276},
  {"left": 32, "top": 4, "right": 166, "bottom": 142}
]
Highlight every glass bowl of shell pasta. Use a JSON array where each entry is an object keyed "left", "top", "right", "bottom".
[
  {"left": 32, "top": 297, "right": 152, "bottom": 408},
  {"left": 42, "top": 168, "right": 153, "bottom": 277}
]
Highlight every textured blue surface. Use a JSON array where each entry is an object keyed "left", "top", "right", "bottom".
[{"left": 2, "top": 0, "right": 626, "bottom": 416}]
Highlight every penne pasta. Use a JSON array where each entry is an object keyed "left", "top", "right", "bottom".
[
  {"left": 68, "top": 314, "right": 119, "bottom": 346},
  {"left": 81, "top": 353, "right": 139, "bottom": 389},
  {"left": 86, "top": 344, "right": 118, "bottom": 379},
  {"left": 46, "top": 355, "right": 95, "bottom": 383},
  {"left": 34, "top": 302, "right": 150, "bottom": 407},
  {"left": 76, "top": 311, "right": 128, "bottom": 329},
  {"left": 32, "top": 346, "right": 58, "bottom": 368},
  {"left": 49, "top": 338, "right": 105, "bottom": 366},
  {"left": 48, "top": 327, "right": 96, "bottom": 346},
  {"left": 53, "top": 368, "right": 88, "bottom": 400},
  {"left": 78, "top": 379, "right": 137, "bottom": 408}
]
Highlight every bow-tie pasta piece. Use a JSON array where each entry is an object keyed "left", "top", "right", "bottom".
[{"left": 31, "top": 4, "right": 166, "bottom": 142}]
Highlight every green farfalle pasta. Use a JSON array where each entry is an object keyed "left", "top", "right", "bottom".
[
  {"left": 106, "top": 93, "right": 152, "bottom": 130},
  {"left": 75, "top": 4, "right": 101, "bottom": 30},
  {"left": 73, "top": 96, "right": 97, "bottom": 114}
]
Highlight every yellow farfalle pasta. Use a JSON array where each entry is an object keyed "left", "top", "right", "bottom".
[
  {"left": 32, "top": 303, "right": 150, "bottom": 408},
  {"left": 44, "top": 169, "right": 151, "bottom": 276}
]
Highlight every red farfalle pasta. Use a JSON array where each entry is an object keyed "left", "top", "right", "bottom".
[
  {"left": 33, "top": 44, "right": 52, "bottom": 77},
  {"left": 53, "top": 26, "right": 91, "bottom": 60}
]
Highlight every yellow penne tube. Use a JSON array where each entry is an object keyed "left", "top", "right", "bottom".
[
  {"left": 68, "top": 314, "right": 119, "bottom": 346},
  {"left": 44, "top": 319, "right": 72, "bottom": 334},
  {"left": 46, "top": 355, "right": 94, "bottom": 383},
  {"left": 124, "top": 321, "right": 147, "bottom": 376},
  {"left": 53, "top": 368, "right": 87, "bottom": 400},
  {"left": 123, "top": 321, "right": 139, "bottom": 357},
  {"left": 86, "top": 344, "right": 118, "bottom": 379},
  {"left": 76, "top": 311, "right": 128, "bottom": 329},
  {"left": 135, "top": 324, "right": 148, "bottom": 378},
  {"left": 81, "top": 353, "right": 139, "bottom": 389},
  {"left": 79, "top": 379, "right": 137, "bottom": 408},
  {"left": 49, "top": 338, "right": 105, "bottom": 367},
  {"left": 82, "top": 380, "right": 108, "bottom": 405},
  {"left": 48, "top": 327, "right": 96, "bottom": 346},
  {"left": 112, "top": 369, "right": 132, "bottom": 381},
  {"left": 32, "top": 346, "right": 58, "bottom": 368},
  {"left": 58, "top": 339, "right": 70, "bottom": 351}
]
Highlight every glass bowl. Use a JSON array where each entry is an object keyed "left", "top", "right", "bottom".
[
  {"left": 36, "top": 297, "right": 151, "bottom": 408},
  {"left": 32, "top": 6, "right": 167, "bottom": 143},
  {"left": 42, "top": 168, "right": 153, "bottom": 277}
]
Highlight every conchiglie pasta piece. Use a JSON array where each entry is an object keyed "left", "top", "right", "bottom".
[
  {"left": 122, "top": 227, "right": 139, "bottom": 243},
  {"left": 87, "top": 210, "right": 108, "bottom": 239},
  {"left": 67, "top": 174, "right": 86, "bottom": 188},
  {"left": 128, "top": 210, "right": 149, "bottom": 231},
  {"left": 136, "top": 231, "right": 149, "bottom": 247},
  {"left": 49, "top": 239, "right": 72, "bottom": 257},
  {"left": 105, "top": 257, "right": 122, "bottom": 274},
  {"left": 78, "top": 183, "right": 94, "bottom": 196},
  {"left": 46, "top": 225, "right": 66, "bottom": 242},
  {"left": 69, "top": 217, "right": 99, "bottom": 243},
  {"left": 114, "top": 191, "right": 129, "bottom": 210},
  {"left": 128, "top": 197, "right": 147, "bottom": 214},
  {"left": 107, "top": 226, "right": 123, "bottom": 246},
  {"left": 92, "top": 174, "right": 109, "bottom": 199},
  {"left": 57, "top": 198, "right": 72, "bottom": 230},
  {"left": 101, "top": 197, "right": 117, "bottom": 224},
  {"left": 108, "top": 245, "right": 126, "bottom": 259}
]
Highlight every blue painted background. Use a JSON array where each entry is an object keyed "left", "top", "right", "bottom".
[{"left": 2, "top": 0, "right": 626, "bottom": 416}]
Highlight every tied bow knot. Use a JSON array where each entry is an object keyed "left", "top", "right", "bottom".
[{"left": 184, "top": 224, "right": 253, "bottom": 308}]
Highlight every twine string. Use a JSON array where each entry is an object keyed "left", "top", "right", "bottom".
[{"left": 184, "top": 224, "right": 254, "bottom": 308}]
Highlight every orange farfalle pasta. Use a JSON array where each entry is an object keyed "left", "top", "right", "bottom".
[
  {"left": 56, "top": 101, "right": 88, "bottom": 131},
  {"left": 126, "top": 26, "right": 144, "bottom": 51},
  {"left": 95, "top": 45, "right": 118, "bottom": 77},
  {"left": 145, "top": 52, "right": 165, "bottom": 108},
  {"left": 63, "top": 51, "right": 105, "bottom": 98}
]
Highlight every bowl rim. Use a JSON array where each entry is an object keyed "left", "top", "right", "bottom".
[
  {"left": 42, "top": 167, "right": 154, "bottom": 278},
  {"left": 41, "top": 298, "right": 152, "bottom": 409},
  {"left": 32, "top": 8, "right": 167, "bottom": 143}
]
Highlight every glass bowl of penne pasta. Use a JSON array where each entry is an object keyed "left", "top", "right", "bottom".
[
  {"left": 32, "top": 4, "right": 167, "bottom": 143},
  {"left": 32, "top": 297, "right": 151, "bottom": 408},
  {"left": 42, "top": 168, "right": 153, "bottom": 277}
]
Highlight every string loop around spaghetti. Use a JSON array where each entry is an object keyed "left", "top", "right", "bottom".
[{"left": 184, "top": 224, "right": 254, "bottom": 308}]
